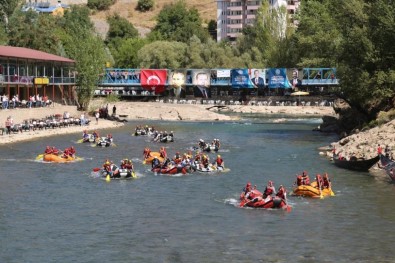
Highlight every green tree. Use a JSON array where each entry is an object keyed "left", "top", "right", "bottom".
[
  {"left": 136, "top": 0, "right": 154, "bottom": 12},
  {"left": 112, "top": 37, "right": 147, "bottom": 68},
  {"left": 151, "top": 0, "right": 209, "bottom": 43},
  {"left": 0, "top": 0, "right": 20, "bottom": 32},
  {"left": 290, "top": 0, "right": 340, "bottom": 68},
  {"left": 59, "top": 5, "right": 108, "bottom": 110},
  {"left": 138, "top": 41, "right": 188, "bottom": 68},
  {"left": 106, "top": 14, "right": 139, "bottom": 44},
  {"left": 8, "top": 10, "right": 60, "bottom": 54},
  {"left": 87, "top": 0, "right": 115, "bottom": 11}
]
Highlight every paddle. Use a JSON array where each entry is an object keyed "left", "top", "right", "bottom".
[
  {"left": 240, "top": 198, "right": 257, "bottom": 207},
  {"left": 92, "top": 167, "right": 101, "bottom": 172},
  {"left": 77, "top": 139, "right": 83, "bottom": 143},
  {"left": 105, "top": 174, "right": 111, "bottom": 182},
  {"left": 35, "top": 154, "right": 44, "bottom": 160},
  {"left": 131, "top": 171, "right": 137, "bottom": 178}
]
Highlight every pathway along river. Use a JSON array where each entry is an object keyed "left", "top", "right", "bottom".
[{"left": 0, "top": 115, "right": 394, "bottom": 262}]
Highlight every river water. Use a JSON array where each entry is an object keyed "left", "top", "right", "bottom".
[{"left": 0, "top": 114, "right": 394, "bottom": 263}]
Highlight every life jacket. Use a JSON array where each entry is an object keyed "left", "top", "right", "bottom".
[
  {"left": 301, "top": 175, "right": 310, "bottom": 185},
  {"left": 296, "top": 176, "right": 302, "bottom": 186},
  {"left": 160, "top": 150, "right": 167, "bottom": 158},
  {"left": 276, "top": 187, "right": 286, "bottom": 199},
  {"left": 323, "top": 177, "right": 331, "bottom": 188},
  {"left": 44, "top": 148, "right": 52, "bottom": 154},
  {"left": 316, "top": 174, "right": 323, "bottom": 189},
  {"left": 216, "top": 158, "right": 223, "bottom": 166},
  {"left": 264, "top": 186, "right": 274, "bottom": 197}
]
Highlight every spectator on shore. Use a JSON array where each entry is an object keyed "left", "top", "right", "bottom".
[
  {"left": 2, "top": 94, "right": 8, "bottom": 109},
  {"left": 112, "top": 105, "right": 116, "bottom": 116},
  {"left": 42, "top": 95, "right": 49, "bottom": 107},
  {"left": 5, "top": 116, "right": 13, "bottom": 135},
  {"left": 80, "top": 113, "right": 86, "bottom": 126},
  {"left": 28, "top": 95, "right": 35, "bottom": 108},
  {"left": 95, "top": 111, "right": 99, "bottom": 124},
  {"left": 36, "top": 94, "right": 42, "bottom": 107},
  {"left": 63, "top": 111, "right": 70, "bottom": 120}
]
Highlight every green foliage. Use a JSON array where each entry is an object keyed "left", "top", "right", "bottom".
[
  {"left": 376, "top": 109, "right": 395, "bottom": 125},
  {"left": 207, "top": 19, "right": 216, "bottom": 40},
  {"left": 8, "top": 10, "right": 60, "bottom": 54},
  {"left": 136, "top": 0, "right": 154, "bottom": 12},
  {"left": 151, "top": 0, "right": 209, "bottom": 43},
  {"left": 104, "top": 93, "right": 120, "bottom": 103},
  {"left": 87, "top": 0, "right": 115, "bottom": 11},
  {"left": 106, "top": 14, "right": 139, "bottom": 44},
  {"left": 111, "top": 38, "right": 147, "bottom": 68},
  {"left": 138, "top": 41, "right": 188, "bottom": 68}
]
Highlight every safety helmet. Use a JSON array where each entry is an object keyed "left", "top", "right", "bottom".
[
  {"left": 176, "top": 152, "right": 180, "bottom": 154},
  {"left": 217, "top": 155, "right": 221, "bottom": 158},
  {"left": 171, "top": 131, "right": 173, "bottom": 133},
  {"left": 199, "top": 139, "right": 204, "bottom": 142}
]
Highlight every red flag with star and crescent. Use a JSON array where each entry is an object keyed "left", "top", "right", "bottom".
[{"left": 140, "top": 69, "right": 167, "bottom": 93}]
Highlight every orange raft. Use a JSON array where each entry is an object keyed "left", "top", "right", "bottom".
[
  {"left": 43, "top": 154, "right": 76, "bottom": 163},
  {"left": 292, "top": 181, "right": 334, "bottom": 198},
  {"left": 143, "top": 152, "right": 164, "bottom": 164}
]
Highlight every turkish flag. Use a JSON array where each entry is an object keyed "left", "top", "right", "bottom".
[{"left": 140, "top": 69, "right": 167, "bottom": 93}]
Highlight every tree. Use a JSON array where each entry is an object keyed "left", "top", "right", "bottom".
[
  {"left": 106, "top": 14, "right": 139, "bottom": 44},
  {"left": 0, "top": 0, "right": 20, "bottom": 32},
  {"left": 87, "top": 0, "right": 115, "bottom": 11},
  {"left": 151, "top": 0, "right": 209, "bottom": 43},
  {"left": 112, "top": 38, "right": 147, "bottom": 68},
  {"left": 8, "top": 10, "right": 60, "bottom": 54},
  {"left": 138, "top": 41, "right": 188, "bottom": 68},
  {"left": 136, "top": 0, "right": 154, "bottom": 12},
  {"left": 58, "top": 5, "right": 108, "bottom": 110}
]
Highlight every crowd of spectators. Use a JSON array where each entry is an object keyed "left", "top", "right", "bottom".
[{"left": 0, "top": 93, "right": 52, "bottom": 109}]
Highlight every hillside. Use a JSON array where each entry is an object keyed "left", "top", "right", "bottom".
[{"left": 89, "top": 0, "right": 216, "bottom": 38}]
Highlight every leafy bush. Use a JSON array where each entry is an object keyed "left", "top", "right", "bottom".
[
  {"left": 136, "top": 0, "right": 154, "bottom": 12},
  {"left": 87, "top": 0, "right": 115, "bottom": 11}
]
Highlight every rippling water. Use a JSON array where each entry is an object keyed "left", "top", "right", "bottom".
[{"left": 1, "top": 114, "right": 394, "bottom": 263}]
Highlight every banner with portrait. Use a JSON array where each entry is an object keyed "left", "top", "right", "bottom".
[
  {"left": 140, "top": 69, "right": 167, "bottom": 93},
  {"left": 231, "top": 69, "right": 254, "bottom": 89},
  {"left": 267, "top": 68, "right": 292, "bottom": 89},
  {"left": 168, "top": 70, "right": 186, "bottom": 98},
  {"left": 191, "top": 70, "right": 211, "bottom": 98},
  {"left": 249, "top": 69, "right": 265, "bottom": 88}
]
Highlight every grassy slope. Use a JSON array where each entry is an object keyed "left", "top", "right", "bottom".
[{"left": 90, "top": 0, "right": 216, "bottom": 30}]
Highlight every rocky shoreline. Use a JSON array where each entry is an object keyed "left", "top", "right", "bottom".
[{"left": 320, "top": 119, "right": 395, "bottom": 161}]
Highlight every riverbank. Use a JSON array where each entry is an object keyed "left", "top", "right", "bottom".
[
  {"left": 321, "top": 119, "right": 395, "bottom": 161},
  {"left": 0, "top": 100, "right": 336, "bottom": 145}
]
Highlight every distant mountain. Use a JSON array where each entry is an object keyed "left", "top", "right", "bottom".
[{"left": 89, "top": 0, "right": 216, "bottom": 38}]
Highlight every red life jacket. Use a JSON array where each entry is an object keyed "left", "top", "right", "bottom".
[{"left": 216, "top": 158, "right": 223, "bottom": 166}]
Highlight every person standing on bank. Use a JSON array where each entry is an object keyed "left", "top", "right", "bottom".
[
  {"left": 112, "top": 105, "right": 116, "bottom": 116},
  {"left": 95, "top": 111, "right": 100, "bottom": 125}
]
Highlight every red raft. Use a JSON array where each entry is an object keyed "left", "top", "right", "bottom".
[
  {"left": 239, "top": 189, "right": 291, "bottom": 211},
  {"left": 152, "top": 166, "right": 187, "bottom": 175}
]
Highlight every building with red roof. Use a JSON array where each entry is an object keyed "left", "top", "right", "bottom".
[{"left": 0, "top": 45, "right": 76, "bottom": 106}]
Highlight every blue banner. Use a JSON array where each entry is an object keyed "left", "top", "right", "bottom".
[
  {"left": 268, "top": 68, "right": 291, "bottom": 89},
  {"left": 231, "top": 69, "right": 254, "bottom": 89}
]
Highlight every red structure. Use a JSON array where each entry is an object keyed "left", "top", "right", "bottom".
[{"left": 0, "top": 45, "right": 76, "bottom": 105}]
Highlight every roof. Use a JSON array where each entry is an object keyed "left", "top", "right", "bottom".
[{"left": 0, "top": 46, "right": 75, "bottom": 64}]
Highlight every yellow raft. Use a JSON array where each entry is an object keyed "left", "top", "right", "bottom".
[
  {"left": 292, "top": 181, "right": 334, "bottom": 198},
  {"left": 43, "top": 154, "right": 76, "bottom": 163},
  {"left": 143, "top": 152, "right": 164, "bottom": 164}
]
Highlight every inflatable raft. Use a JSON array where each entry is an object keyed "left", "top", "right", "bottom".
[
  {"left": 292, "top": 182, "right": 334, "bottom": 198},
  {"left": 144, "top": 152, "right": 164, "bottom": 164},
  {"left": 43, "top": 154, "right": 76, "bottom": 163}
]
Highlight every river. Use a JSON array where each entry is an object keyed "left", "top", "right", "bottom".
[{"left": 0, "top": 114, "right": 394, "bottom": 263}]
